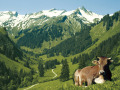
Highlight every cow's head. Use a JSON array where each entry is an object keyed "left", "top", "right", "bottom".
[{"left": 92, "top": 57, "right": 113, "bottom": 75}]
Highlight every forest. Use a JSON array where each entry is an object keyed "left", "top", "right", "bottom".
[
  {"left": 45, "top": 25, "right": 92, "bottom": 57},
  {"left": 72, "top": 32, "right": 120, "bottom": 70},
  {"left": 0, "top": 10, "right": 120, "bottom": 90},
  {"left": 0, "top": 61, "right": 35, "bottom": 90}
]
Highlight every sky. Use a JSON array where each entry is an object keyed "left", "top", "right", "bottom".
[{"left": 0, "top": 0, "right": 120, "bottom": 15}]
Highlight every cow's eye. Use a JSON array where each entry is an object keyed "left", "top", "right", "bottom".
[{"left": 98, "top": 61, "right": 100, "bottom": 64}]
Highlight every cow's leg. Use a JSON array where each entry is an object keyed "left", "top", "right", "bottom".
[
  {"left": 75, "top": 81, "right": 78, "bottom": 86},
  {"left": 87, "top": 79, "right": 92, "bottom": 86},
  {"left": 79, "top": 77, "right": 83, "bottom": 86},
  {"left": 74, "top": 76, "right": 79, "bottom": 86}
]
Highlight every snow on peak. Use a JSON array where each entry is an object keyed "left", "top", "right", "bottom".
[
  {"left": 0, "top": 7, "right": 103, "bottom": 31},
  {"left": 76, "top": 7, "right": 103, "bottom": 23},
  {"left": 42, "top": 9, "right": 66, "bottom": 17}
]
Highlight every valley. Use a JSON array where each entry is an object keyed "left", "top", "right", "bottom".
[{"left": 0, "top": 7, "right": 120, "bottom": 90}]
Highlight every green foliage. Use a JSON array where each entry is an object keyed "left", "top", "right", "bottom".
[
  {"left": 90, "top": 32, "right": 120, "bottom": 58},
  {"left": 17, "top": 23, "right": 63, "bottom": 49},
  {"left": 38, "top": 61, "right": 44, "bottom": 77},
  {"left": 45, "top": 59, "right": 60, "bottom": 69},
  {"left": 17, "top": 11, "right": 120, "bottom": 90},
  {"left": 0, "top": 54, "right": 30, "bottom": 73},
  {"left": 78, "top": 54, "right": 87, "bottom": 69},
  {"left": 102, "top": 11, "right": 120, "bottom": 31},
  {"left": 0, "top": 27, "right": 23, "bottom": 60},
  {"left": 46, "top": 25, "right": 92, "bottom": 57},
  {"left": 60, "top": 59, "right": 69, "bottom": 81},
  {"left": 112, "top": 11, "right": 120, "bottom": 21},
  {"left": 24, "top": 60, "right": 30, "bottom": 68},
  {"left": 0, "top": 61, "right": 33, "bottom": 90},
  {"left": 71, "top": 31, "right": 120, "bottom": 67}
]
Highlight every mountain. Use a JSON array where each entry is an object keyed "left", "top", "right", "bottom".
[
  {"left": 1, "top": 7, "right": 120, "bottom": 90},
  {"left": 0, "top": 7, "right": 103, "bottom": 36},
  {"left": 42, "top": 11, "right": 120, "bottom": 57}
]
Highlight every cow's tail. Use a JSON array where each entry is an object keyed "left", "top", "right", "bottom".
[{"left": 73, "top": 69, "right": 77, "bottom": 84}]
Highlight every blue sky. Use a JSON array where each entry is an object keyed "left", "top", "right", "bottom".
[{"left": 0, "top": 0, "right": 120, "bottom": 15}]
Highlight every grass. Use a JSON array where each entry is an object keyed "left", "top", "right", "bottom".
[
  {"left": 16, "top": 16, "right": 120, "bottom": 90},
  {"left": 18, "top": 60, "right": 79, "bottom": 90},
  {"left": 0, "top": 54, "right": 30, "bottom": 72},
  {"left": 87, "top": 20, "right": 120, "bottom": 53},
  {"left": 66, "top": 20, "right": 120, "bottom": 59},
  {"left": 18, "top": 57, "right": 120, "bottom": 90}
]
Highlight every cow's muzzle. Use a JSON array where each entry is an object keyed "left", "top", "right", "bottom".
[{"left": 99, "top": 70, "right": 105, "bottom": 75}]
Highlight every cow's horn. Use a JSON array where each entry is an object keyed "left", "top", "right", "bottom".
[{"left": 108, "top": 57, "right": 111, "bottom": 60}]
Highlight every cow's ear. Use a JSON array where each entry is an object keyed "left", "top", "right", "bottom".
[
  {"left": 92, "top": 60, "right": 98, "bottom": 65},
  {"left": 110, "top": 60, "right": 114, "bottom": 63},
  {"left": 107, "top": 58, "right": 114, "bottom": 63}
]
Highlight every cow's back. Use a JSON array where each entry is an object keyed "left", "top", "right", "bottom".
[{"left": 80, "top": 65, "right": 99, "bottom": 81}]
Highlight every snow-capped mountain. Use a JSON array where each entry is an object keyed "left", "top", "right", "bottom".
[{"left": 0, "top": 7, "right": 103, "bottom": 35}]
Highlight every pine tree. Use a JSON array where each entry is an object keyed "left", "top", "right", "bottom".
[
  {"left": 60, "top": 59, "right": 69, "bottom": 81},
  {"left": 78, "top": 58, "right": 86, "bottom": 69},
  {"left": 24, "top": 60, "right": 30, "bottom": 68},
  {"left": 78, "top": 54, "right": 88, "bottom": 69},
  {"left": 38, "top": 61, "right": 44, "bottom": 77}
]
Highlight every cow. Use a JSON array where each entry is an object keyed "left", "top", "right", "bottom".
[
  {"left": 74, "top": 69, "right": 105, "bottom": 86},
  {"left": 74, "top": 57, "right": 113, "bottom": 86}
]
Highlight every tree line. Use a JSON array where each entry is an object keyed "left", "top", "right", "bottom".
[
  {"left": 38, "top": 59, "right": 60, "bottom": 77},
  {"left": 44, "top": 59, "right": 60, "bottom": 69},
  {"left": 102, "top": 11, "right": 120, "bottom": 30}
]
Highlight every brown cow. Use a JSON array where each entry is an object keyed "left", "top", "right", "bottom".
[
  {"left": 74, "top": 70, "right": 105, "bottom": 86},
  {"left": 74, "top": 57, "right": 113, "bottom": 86}
]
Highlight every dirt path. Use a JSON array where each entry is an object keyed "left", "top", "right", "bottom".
[
  {"left": 24, "top": 83, "right": 39, "bottom": 90},
  {"left": 52, "top": 69, "right": 57, "bottom": 78},
  {"left": 23, "top": 69, "right": 57, "bottom": 90}
]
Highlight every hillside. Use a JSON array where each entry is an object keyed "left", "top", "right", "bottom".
[
  {"left": 0, "top": 27, "right": 23, "bottom": 60},
  {"left": 16, "top": 11, "right": 120, "bottom": 90},
  {"left": 19, "top": 19, "right": 120, "bottom": 90},
  {"left": 1, "top": 8, "right": 120, "bottom": 90},
  {"left": 37, "top": 11, "right": 120, "bottom": 58}
]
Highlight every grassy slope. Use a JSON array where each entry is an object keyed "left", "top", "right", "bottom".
[
  {"left": 86, "top": 20, "right": 120, "bottom": 53},
  {"left": 0, "top": 54, "right": 30, "bottom": 72},
  {"left": 19, "top": 55, "right": 120, "bottom": 90},
  {"left": 18, "top": 17, "right": 120, "bottom": 90},
  {"left": 66, "top": 20, "right": 120, "bottom": 59}
]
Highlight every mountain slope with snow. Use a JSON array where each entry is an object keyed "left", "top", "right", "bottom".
[{"left": 0, "top": 7, "right": 103, "bottom": 35}]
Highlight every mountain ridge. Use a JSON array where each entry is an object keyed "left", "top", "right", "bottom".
[{"left": 0, "top": 7, "right": 103, "bottom": 36}]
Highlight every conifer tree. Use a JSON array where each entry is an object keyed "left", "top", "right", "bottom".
[
  {"left": 78, "top": 59, "right": 85, "bottom": 69},
  {"left": 38, "top": 61, "right": 44, "bottom": 77},
  {"left": 78, "top": 55, "right": 86, "bottom": 69},
  {"left": 60, "top": 59, "right": 69, "bottom": 81}
]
